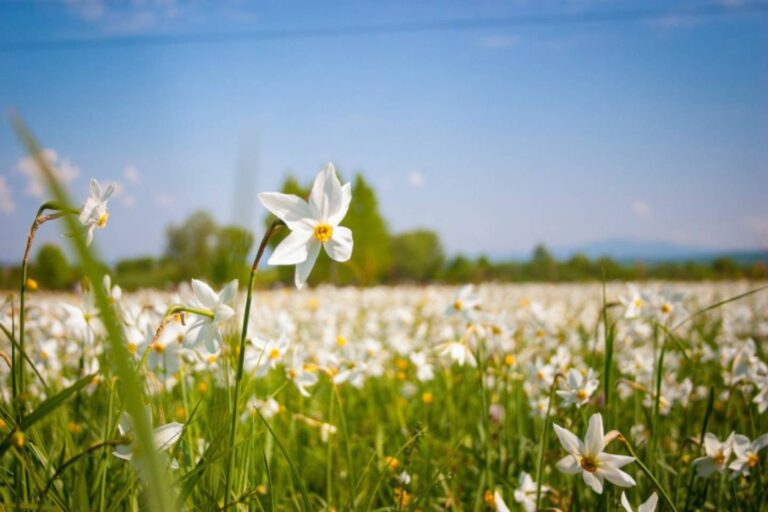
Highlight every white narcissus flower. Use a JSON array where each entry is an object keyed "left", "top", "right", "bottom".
[
  {"left": 79, "top": 179, "right": 115, "bottom": 246},
  {"left": 435, "top": 341, "right": 477, "bottom": 367},
  {"left": 258, "top": 163, "right": 353, "bottom": 289},
  {"left": 621, "top": 491, "right": 659, "bottom": 512},
  {"left": 186, "top": 279, "right": 237, "bottom": 353},
  {"left": 493, "top": 490, "right": 511, "bottom": 512},
  {"left": 113, "top": 406, "right": 183, "bottom": 474},
  {"left": 728, "top": 433, "right": 768, "bottom": 478},
  {"left": 554, "top": 413, "right": 636, "bottom": 494},
  {"left": 514, "top": 471, "right": 547, "bottom": 512},
  {"left": 693, "top": 432, "right": 735, "bottom": 478},
  {"left": 447, "top": 285, "right": 481, "bottom": 318},
  {"left": 556, "top": 367, "right": 599, "bottom": 408}
]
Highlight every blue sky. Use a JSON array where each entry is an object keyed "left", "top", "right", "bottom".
[{"left": 0, "top": 0, "right": 766, "bottom": 263}]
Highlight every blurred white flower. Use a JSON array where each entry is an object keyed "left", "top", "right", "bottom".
[
  {"left": 186, "top": 279, "right": 237, "bottom": 353},
  {"left": 556, "top": 367, "right": 599, "bottom": 408},
  {"left": 620, "top": 491, "right": 658, "bottom": 512},
  {"left": 113, "top": 406, "right": 183, "bottom": 474},
  {"left": 79, "top": 179, "right": 115, "bottom": 246},
  {"left": 728, "top": 433, "right": 768, "bottom": 479},
  {"left": 693, "top": 432, "right": 735, "bottom": 478}
]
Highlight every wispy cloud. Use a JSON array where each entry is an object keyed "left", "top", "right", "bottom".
[
  {"left": 15, "top": 148, "right": 80, "bottom": 198},
  {"left": 648, "top": 11, "right": 702, "bottom": 30},
  {"left": 408, "top": 171, "right": 425, "bottom": 188},
  {"left": 154, "top": 193, "right": 174, "bottom": 209},
  {"left": 480, "top": 34, "right": 520, "bottom": 49},
  {"left": 632, "top": 200, "right": 651, "bottom": 218},
  {"left": 64, "top": 0, "right": 182, "bottom": 34},
  {"left": 0, "top": 176, "right": 15, "bottom": 214},
  {"left": 124, "top": 165, "right": 140, "bottom": 184},
  {"left": 746, "top": 215, "right": 768, "bottom": 248}
]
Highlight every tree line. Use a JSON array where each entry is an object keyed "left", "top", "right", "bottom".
[{"left": 1, "top": 173, "right": 766, "bottom": 290}]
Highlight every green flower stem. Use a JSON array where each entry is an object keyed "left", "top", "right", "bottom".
[
  {"left": 617, "top": 434, "right": 679, "bottom": 512},
  {"left": 535, "top": 373, "right": 563, "bottom": 511},
  {"left": 223, "top": 220, "right": 282, "bottom": 503},
  {"left": 17, "top": 203, "right": 77, "bottom": 417}
]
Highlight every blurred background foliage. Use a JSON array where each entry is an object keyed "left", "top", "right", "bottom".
[{"left": 1, "top": 172, "right": 766, "bottom": 291}]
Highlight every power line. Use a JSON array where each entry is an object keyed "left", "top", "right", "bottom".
[{"left": 1, "top": 2, "right": 767, "bottom": 53}]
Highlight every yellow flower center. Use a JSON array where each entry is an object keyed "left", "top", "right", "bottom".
[
  {"left": 580, "top": 456, "right": 598, "bottom": 473},
  {"left": 98, "top": 212, "right": 109, "bottom": 228},
  {"left": 151, "top": 342, "right": 165, "bottom": 353},
  {"left": 747, "top": 453, "right": 759, "bottom": 468},
  {"left": 453, "top": 300, "right": 463, "bottom": 311},
  {"left": 504, "top": 354, "right": 517, "bottom": 366},
  {"left": 127, "top": 342, "right": 137, "bottom": 355},
  {"left": 314, "top": 223, "right": 333, "bottom": 242},
  {"left": 577, "top": 389, "right": 589, "bottom": 401},
  {"left": 269, "top": 348, "right": 281, "bottom": 360},
  {"left": 483, "top": 490, "right": 495, "bottom": 508},
  {"left": 336, "top": 336, "right": 347, "bottom": 347},
  {"left": 661, "top": 303, "right": 672, "bottom": 314},
  {"left": 422, "top": 392, "right": 433, "bottom": 404},
  {"left": 713, "top": 451, "right": 725, "bottom": 466}
]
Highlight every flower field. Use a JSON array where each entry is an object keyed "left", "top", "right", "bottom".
[
  {"left": 1, "top": 143, "right": 766, "bottom": 511},
  {"left": 2, "top": 279, "right": 767, "bottom": 510}
]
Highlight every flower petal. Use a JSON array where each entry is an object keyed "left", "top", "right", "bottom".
[
  {"left": 583, "top": 470, "right": 604, "bottom": 494},
  {"left": 556, "top": 454, "right": 581, "bottom": 474},
  {"left": 328, "top": 182, "right": 352, "bottom": 225},
  {"left": 639, "top": 493, "right": 659, "bottom": 512},
  {"left": 191, "top": 279, "right": 219, "bottom": 309},
  {"left": 585, "top": 413, "right": 604, "bottom": 456},
  {"left": 598, "top": 453, "right": 635, "bottom": 469},
  {"left": 295, "top": 240, "right": 321, "bottom": 289},
  {"left": 268, "top": 229, "right": 313, "bottom": 265},
  {"left": 258, "top": 192, "right": 316, "bottom": 231},
  {"left": 599, "top": 465, "right": 636, "bottom": 488},
  {"left": 153, "top": 422, "right": 183, "bottom": 451},
  {"left": 90, "top": 179, "right": 102, "bottom": 199},
  {"left": 218, "top": 279, "right": 238, "bottom": 304},
  {"left": 553, "top": 423, "right": 582, "bottom": 456},
  {"left": 325, "top": 226, "right": 353, "bottom": 262},
  {"left": 620, "top": 491, "right": 633, "bottom": 512},
  {"left": 308, "top": 163, "right": 342, "bottom": 221}
]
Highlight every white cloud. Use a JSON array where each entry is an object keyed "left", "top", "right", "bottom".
[
  {"left": 649, "top": 12, "right": 701, "bottom": 30},
  {"left": 16, "top": 149, "right": 80, "bottom": 198},
  {"left": 480, "top": 35, "right": 520, "bottom": 49},
  {"left": 124, "top": 165, "right": 140, "bottom": 184},
  {"left": 65, "top": 0, "right": 181, "bottom": 34},
  {"left": 746, "top": 216, "right": 768, "bottom": 247},
  {"left": 408, "top": 172, "right": 425, "bottom": 188},
  {"left": 154, "top": 193, "right": 174, "bottom": 209},
  {"left": 0, "top": 176, "right": 15, "bottom": 214},
  {"left": 632, "top": 200, "right": 651, "bottom": 218},
  {"left": 121, "top": 194, "right": 136, "bottom": 208}
]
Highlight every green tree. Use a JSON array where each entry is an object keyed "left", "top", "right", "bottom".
[
  {"left": 34, "top": 244, "right": 72, "bottom": 289},
  {"left": 528, "top": 244, "right": 557, "bottom": 281},
  {"left": 165, "top": 211, "right": 219, "bottom": 281},
  {"left": 389, "top": 230, "right": 445, "bottom": 282},
  {"left": 212, "top": 226, "right": 255, "bottom": 284},
  {"left": 264, "top": 172, "right": 392, "bottom": 286}
]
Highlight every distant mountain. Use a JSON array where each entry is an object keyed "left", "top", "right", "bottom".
[{"left": 553, "top": 238, "right": 768, "bottom": 264}]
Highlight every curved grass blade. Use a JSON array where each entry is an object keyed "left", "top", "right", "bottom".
[{"left": 11, "top": 115, "right": 176, "bottom": 512}]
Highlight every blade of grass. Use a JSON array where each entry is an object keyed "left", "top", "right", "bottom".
[{"left": 11, "top": 115, "right": 176, "bottom": 512}]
